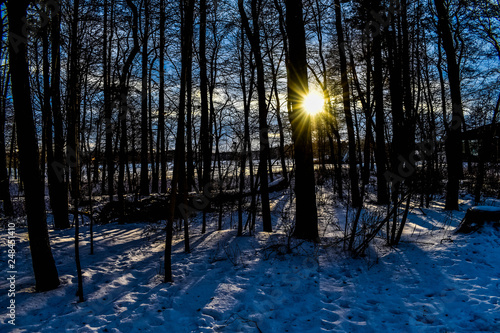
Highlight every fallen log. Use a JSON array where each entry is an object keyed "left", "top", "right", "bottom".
[
  {"left": 97, "top": 178, "right": 290, "bottom": 224},
  {"left": 455, "top": 206, "right": 500, "bottom": 233}
]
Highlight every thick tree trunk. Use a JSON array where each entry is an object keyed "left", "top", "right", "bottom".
[
  {"left": 434, "top": 0, "right": 464, "bottom": 211},
  {"left": 285, "top": 0, "right": 319, "bottom": 241},
  {"left": 7, "top": 0, "right": 60, "bottom": 292}
]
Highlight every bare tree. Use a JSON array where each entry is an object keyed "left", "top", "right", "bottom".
[
  {"left": 0, "top": 13, "right": 13, "bottom": 217},
  {"left": 286, "top": 0, "right": 319, "bottom": 241},
  {"left": 140, "top": 0, "right": 150, "bottom": 196},
  {"left": 434, "top": 0, "right": 465, "bottom": 211},
  {"left": 238, "top": 0, "right": 272, "bottom": 233},
  {"left": 334, "top": 0, "right": 361, "bottom": 208},
  {"left": 7, "top": 0, "right": 59, "bottom": 292},
  {"left": 199, "top": 0, "right": 211, "bottom": 233},
  {"left": 49, "top": 0, "right": 70, "bottom": 228}
]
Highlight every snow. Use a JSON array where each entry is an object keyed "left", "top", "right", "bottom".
[
  {"left": 470, "top": 206, "right": 500, "bottom": 212},
  {"left": 1, "top": 193, "right": 500, "bottom": 332}
]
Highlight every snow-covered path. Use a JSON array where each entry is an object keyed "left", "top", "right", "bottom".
[
  {"left": 318, "top": 203, "right": 500, "bottom": 332},
  {"left": 1, "top": 196, "right": 500, "bottom": 332}
]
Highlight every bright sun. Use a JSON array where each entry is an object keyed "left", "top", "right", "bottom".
[{"left": 303, "top": 91, "right": 324, "bottom": 115}]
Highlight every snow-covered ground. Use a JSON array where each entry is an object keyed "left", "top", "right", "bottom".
[{"left": 1, "top": 190, "right": 500, "bottom": 332}]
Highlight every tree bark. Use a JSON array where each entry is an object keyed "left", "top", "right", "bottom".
[
  {"left": 67, "top": 0, "right": 84, "bottom": 302},
  {"left": 434, "top": 0, "right": 464, "bottom": 211},
  {"left": 239, "top": 0, "right": 272, "bottom": 232},
  {"left": 103, "top": 0, "right": 114, "bottom": 200},
  {"left": 371, "top": 0, "right": 389, "bottom": 205},
  {"left": 7, "top": 0, "right": 60, "bottom": 292},
  {"left": 286, "top": 0, "right": 319, "bottom": 241},
  {"left": 140, "top": 0, "right": 150, "bottom": 196},
  {"left": 168, "top": 0, "right": 194, "bottom": 256},
  {"left": 0, "top": 64, "right": 13, "bottom": 216},
  {"left": 159, "top": 0, "right": 167, "bottom": 194},
  {"left": 118, "top": 0, "right": 140, "bottom": 217},
  {"left": 149, "top": 56, "right": 158, "bottom": 193},
  {"left": 199, "top": 0, "right": 211, "bottom": 233},
  {"left": 335, "top": 0, "right": 361, "bottom": 208},
  {"left": 48, "top": 0, "right": 70, "bottom": 229}
]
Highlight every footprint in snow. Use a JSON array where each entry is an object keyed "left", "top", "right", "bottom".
[
  {"left": 320, "top": 308, "right": 340, "bottom": 322},
  {"left": 389, "top": 309, "right": 403, "bottom": 315},
  {"left": 322, "top": 292, "right": 341, "bottom": 304},
  {"left": 346, "top": 312, "right": 367, "bottom": 323},
  {"left": 339, "top": 300, "right": 350, "bottom": 309},
  {"left": 366, "top": 299, "right": 380, "bottom": 305}
]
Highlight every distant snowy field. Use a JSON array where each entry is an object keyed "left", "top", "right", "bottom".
[{"left": 1, "top": 192, "right": 500, "bottom": 332}]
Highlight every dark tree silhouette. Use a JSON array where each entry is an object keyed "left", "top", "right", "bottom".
[
  {"left": 0, "top": 14, "right": 13, "bottom": 216},
  {"left": 159, "top": 0, "right": 167, "bottom": 194},
  {"left": 140, "top": 0, "right": 150, "bottom": 196},
  {"left": 49, "top": 0, "right": 70, "bottom": 229},
  {"left": 199, "top": 0, "right": 211, "bottom": 234},
  {"left": 434, "top": 0, "right": 464, "bottom": 211},
  {"left": 7, "top": 0, "right": 59, "bottom": 292},
  {"left": 286, "top": 0, "right": 319, "bottom": 242},
  {"left": 238, "top": 0, "right": 272, "bottom": 233},
  {"left": 334, "top": 0, "right": 361, "bottom": 208}
]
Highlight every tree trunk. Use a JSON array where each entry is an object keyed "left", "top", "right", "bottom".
[
  {"left": 335, "top": 0, "right": 361, "bottom": 208},
  {"left": 67, "top": 0, "right": 84, "bottom": 302},
  {"left": 270, "top": 51, "right": 289, "bottom": 183},
  {"left": 434, "top": 0, "right": 464, "bottom": 211},
  {"left": 149, "top": 57, "right": 158, "bottom": 193},
  {"left": 159, "top": 0, "right": 167, "bottom": 194},
  {"left": 286, "top": 0, "right": 319, "bottom": 241},
  {"left": 186, "top": 58, "right": 195, "bottom": 192},
  {"left": 372, "top": 6, "right": 389, "bottom": 204},
  {"left": 7, "top": 0, "right": 60, "bottom": 292},
  {"left": 49, "top": 0, "right": 70, "bottom": 229},
  {"left": 42, "top": 4, "right": 58, "bottom": 226},
  {"left": 474, "top": 94, "right": 500, "bottom": 204},
  {"left": 140, "top": 1, "right": 150, "bottom": 196},
  {"left": 238, "top": 26, "right": 251, "bottom": 236},
  {"left": 0, "top": 65, "right": 13, "bottom": 216},
  {"left": 239, "top": 0, "right": 272, "bottom": 233},
  {"left": 103, "top": 0, "right": 114, "bottom": 200},
  {"left": 168, "top": 0, "right": 194, "bottom": 256},
  {"left": 118, "top": 0, "right": 140, "bottom": 213},
  {"left": 199, "top": 0, "right": 210, "bottom": 233}
]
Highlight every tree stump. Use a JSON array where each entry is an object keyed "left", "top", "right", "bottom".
[{"left": 456, "top": 206, "right": 500, "bottom": 233}]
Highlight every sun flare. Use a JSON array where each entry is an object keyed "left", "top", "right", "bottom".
[{"left": 303, "top": 91, "right": 324, "bottom": 116}]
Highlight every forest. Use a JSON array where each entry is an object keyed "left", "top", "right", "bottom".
[{"left": 1, "top": 0, "right": 500, "bottom": 331}]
